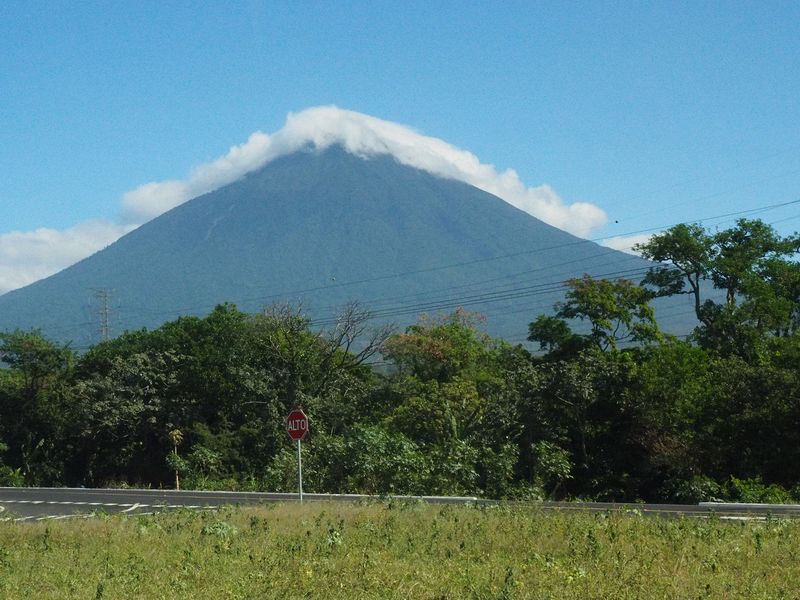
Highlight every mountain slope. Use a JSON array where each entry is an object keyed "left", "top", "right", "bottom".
[{"left": 0, "top": 146, "right": 688, "bottom": 347}]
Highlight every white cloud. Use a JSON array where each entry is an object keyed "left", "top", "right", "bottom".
[
  {"left": 3, "top": 106, "right": 610, "bottom": 295},
  {"left": 120, "top": 106, "right": 608, "bottom": 236},
  {"left": 0, "top": 220, "right": 133, "bottom": 295},
  {"left": 600, "top": 233, "right": 653, "bottom": 255},
  {"left": 120, "top": 132, "right": 273, "bottom": 224}
]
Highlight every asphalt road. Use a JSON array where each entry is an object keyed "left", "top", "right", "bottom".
[
  {"left": 0, "top": 487, "right": 479, "bottom": 522},
  {"left": 3, "top": 487, "right": 800, "bottom": 522}
]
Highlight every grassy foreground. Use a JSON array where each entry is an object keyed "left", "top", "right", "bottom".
[{"left": 1, "top": 502, "right": 799, "bottom": 599}]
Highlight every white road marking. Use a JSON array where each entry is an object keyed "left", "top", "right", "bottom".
[{"left": 0, "top": 496, "right": 217, "bottom": 522}]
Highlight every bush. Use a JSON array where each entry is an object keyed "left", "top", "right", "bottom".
[
  {"left": 673, "top": 475, "right": 724, "bottom": 503},
  {"left": 478, "top": 443, "right": 519, "bottom": 499},
  {"left": 261, "top": 426, "right": 429, "bottom": 495},
  {"left": 530, "top": 440, "right": 573, "bottom": 499},
  {"left": 0, "top": 465, "right": 24, "bottom": 487},
  {"left": 727, "top": 476, "right": 793, "bottom": 504}
]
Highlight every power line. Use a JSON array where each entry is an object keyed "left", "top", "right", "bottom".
[
  {"left": 92, "top": 197, "right": 800, "bottom": 331},
  {"left": 13, "top": 197, "right": 800, "bottom": 348},
  {"left": 310, "top": 266, "right": 654, "bottom": 327}
]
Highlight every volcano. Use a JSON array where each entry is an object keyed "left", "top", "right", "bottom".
[{"left": 0, "top": 145, "right": 691, "bottom": 347}]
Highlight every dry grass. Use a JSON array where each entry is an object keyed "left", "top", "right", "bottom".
[{"left": 1, "top": 502, "right": 799, "bottom": 599}]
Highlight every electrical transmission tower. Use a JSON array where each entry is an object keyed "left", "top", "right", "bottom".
[{"left": 94, "top": 289, "right": 111, "bottom": 342}]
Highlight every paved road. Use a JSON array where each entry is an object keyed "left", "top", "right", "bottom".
[
  {"left": 3, "top": 487, "right": 800, "bottom": 522},
  {"left": 0, "top": 487, "right": 479, "bottom": 522}
]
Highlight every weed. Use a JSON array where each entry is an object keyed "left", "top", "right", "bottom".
[
  {"left": 200, "top": 520, "right": 239, "bottom": 539},
  {"left": 0, "top": 504, "right": 799, "bottom": 598}
]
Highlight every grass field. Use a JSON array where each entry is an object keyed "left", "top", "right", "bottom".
[{"left": 1, "top": 501, "right": 799, "bottom": 599}]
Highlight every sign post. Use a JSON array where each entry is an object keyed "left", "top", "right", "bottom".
[{"left": 286, "top": 408, "right": 309, "bottom": 503}]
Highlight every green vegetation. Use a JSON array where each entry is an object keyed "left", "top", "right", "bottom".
[
  {"left": 1, "top": 502, "right": 799, "bottom": 599},
  {"left": 0, "top": 218, "right": 798, "bottom": 502}
]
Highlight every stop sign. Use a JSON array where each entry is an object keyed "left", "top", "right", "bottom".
[{"left": 286, "top": 409, "right": 309, "bottom": 441}]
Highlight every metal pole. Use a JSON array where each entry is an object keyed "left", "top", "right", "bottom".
[{"left": 297, "top": 438, "right": 303, "bottom": 504}]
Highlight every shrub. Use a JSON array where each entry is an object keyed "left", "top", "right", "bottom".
[
  {"left": 673, "top": 475, "right": 724, "bottom": 503},
  {"left": 727, "top": 476, "right": 793, "bottom": 504}
]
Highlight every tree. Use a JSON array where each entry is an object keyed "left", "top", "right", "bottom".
[
  {"left": 528, "top": 276, "right": 660, "bottom": 355},
  {"left": 0, "top": 330, "right": 74, "bottom": 401},
  {"left": 70, "top": 350, "right": 182, "bottom": 485},
  {"left": 0, "top": 330, "right": 75, "bottom": 484},
  {"left": 636, "top": 224, "right": 715, "bottom": 324},
  {"left": 632, "top": 340, "right": 714, "bottom": 498},
  {"left": 246, "top": 302, "right": 391, "bottom": 441},
  {"left": 382, "top": 308, "right": 493, "bottom": 382},
  {"left": 382, "top": 310, "right": 504, "bottom": 440},
  {"left": 527, "top": 314, "right": 584, "bottom": 356},
  {"left": 636, "top": 219, "right": 800, "bottom": 355},
  {"left": 380, "top": 310, "right": 529, "bottom": 496},
  {"left": 528, "top": 348, "right": 641, "bottom": 499},
  {"left": 168, "top": 428, "right": 184, "bottom": 490},
  {"left": 711, "top": 219, "right": 798, "bottom": 306}
]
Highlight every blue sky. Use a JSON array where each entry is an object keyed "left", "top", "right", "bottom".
[{"left": 1, "top": 1, "right": 798, "bottom": 292}]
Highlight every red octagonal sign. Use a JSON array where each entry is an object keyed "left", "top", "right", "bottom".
[{"left": 286, "top": 409, "right": 309, "bottom": 441}]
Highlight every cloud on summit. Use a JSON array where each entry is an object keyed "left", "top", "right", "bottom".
[
  {"left": 121, "top": 107, "right": 608, "bottom": 237},
  {"left": 2, "top": 107, "right": 609, "bottom": 294}
]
